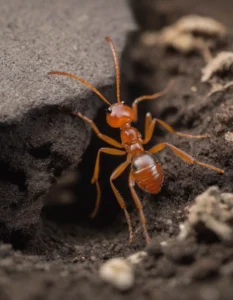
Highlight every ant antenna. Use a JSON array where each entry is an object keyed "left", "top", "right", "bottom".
[
  {"left": 105, "top": 36, "right": 121, "bottom": 104},
  {"left": 48, "top": 71, "right": 111, "bottom": 106}
]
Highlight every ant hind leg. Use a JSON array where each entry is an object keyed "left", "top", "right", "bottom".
[
  {"left": 110, "top": 160, "right": 133, "bottom": 244},
  {"left": 90, "top": 147, "right": 126, "bottom": 218},
  {"left": 129, "top": 172, "right": 151, "bottom": 245},
  {"left": 149, "top": 142, "right": 224, "bottom": 173},
  {"left": 152, "top": 118, "right": 209, "bottom": 139}
]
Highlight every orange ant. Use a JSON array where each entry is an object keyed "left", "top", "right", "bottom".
[{"left": 48, "top": 36, "right": 224, "bottom": 245}]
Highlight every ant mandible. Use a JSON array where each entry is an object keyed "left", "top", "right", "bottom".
[{"left": 48, "top": 36, "right": 224, "bottom": 245}]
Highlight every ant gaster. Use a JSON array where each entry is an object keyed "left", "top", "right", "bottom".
[{"left": 48, "top": 36, "right": 224, "bottom": 245}]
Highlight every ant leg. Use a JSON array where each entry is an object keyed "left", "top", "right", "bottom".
[
  {"left": 149, "top": 142, "right": 224, "bottom": 173},
  {"left": 129, "top": 172, "right": 151, "bottom": 245},
  {"left": 142, "top": 116, "right": 208, "bottom": 145},
  {"left": 145, "top": 112, "right": 152, "bottom": 130},
  {"left": 152, "top": 118, "right": 208, "bottom": 139},
  {"left": 110, "top": 160, "right": 133, "bottom": 243},
  {"left": 132, "top": 81, "right": 173, "bottom": 122},
  {"left": 90, "top": 147, "right": 126, "bottom": 218},
  {"left": 142, "top": 113, "right": 156, "bottom": 145},
  {"left": 91, "top": 148, "right": 126, "bottom": 184},
  {"left": 73, "top": 112, "right": 123, "bottom": 148}
]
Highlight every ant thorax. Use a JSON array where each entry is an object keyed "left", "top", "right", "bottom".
[{"left": 120, "top": 126, "right": 144, "bottom": 157}]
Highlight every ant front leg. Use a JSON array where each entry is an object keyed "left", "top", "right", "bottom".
[
  {"left": 149, "top": 142, "right": 224, "bottom": 173},
  {"left": 110, "top": 159, "right": 133, "bottom": 244},
  {"left": 90, "top": 147, "right": 126, "bottom": 218},
  {"left": 132, "top": 82, "right": 173, "bottom": 122},
  {"left": 142, "top": 115, "right": 209, "bottom": 145},
  {"left": 73, "top": 112, "right": 123, "bottom": 148},
  {"left": 129, "top": 172, "right": 151, "bottom": 245}
]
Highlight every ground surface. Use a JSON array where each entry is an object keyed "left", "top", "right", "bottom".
[{"left": 1, "top": 0, "right": 233, "bottom": 299}]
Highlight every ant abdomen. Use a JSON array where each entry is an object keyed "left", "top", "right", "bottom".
[{"left": 131, "top": 152, "right": 164, "bottom": 194}]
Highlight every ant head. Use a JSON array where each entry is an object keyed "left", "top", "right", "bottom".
[
  {"left": 104, "top": 37, "right": 134, "bottom": 128},
  {"left": 106, "top": 102, "right": 134, "bottom": 128},
  {"left": 49, "top": 37, "right": 134, "bottom": 127}
]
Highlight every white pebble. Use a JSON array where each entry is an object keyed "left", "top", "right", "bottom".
[
  {"left": 99, "top": 258, "right": 134, "bottom": 291},
  {"left": 178, "top": 222, "right": 191, "bottom": 241},
  {"left": 225, "top": 132, "right": 233, "bottom": 142},
  {"left": 191, "top": 86, "right": 198, "bottom": 92},
  {"left": 160, "top": 241, "right": 168, "bottom": 247}
]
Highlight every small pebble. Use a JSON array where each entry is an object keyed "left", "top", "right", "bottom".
[
  {"left": 0, "top": 258, "right": 14, "bottom": 268},
  {"left": 0, "top": 244, "right": 13, "bottom": 258},
  {"left": 225, "top": 132, "right": 233, "bottom": 143},
  {"left": 90, "top": 256, "right": 97, "bottom": 262},
  {"left": 35, "top": 262, "right": 50, "bottom": 272},
  {"left": 99, "top": 258, "right": 134, "bottom": 291},
  {"left": 127, "top": 251, "right": 147, "bottom": 265},
  {"left": 160, "top": 241, "right": 168, "bottom": 247},
  {"left": 178, "top": 223, "right": 191, "bottom": 241},
  {"left": 191, "top": 86, "right": 197, "bottom": 92}
]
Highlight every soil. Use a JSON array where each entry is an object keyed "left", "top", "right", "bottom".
[{"left": 1, "top": 0, "right": 233, "bottom": 300}]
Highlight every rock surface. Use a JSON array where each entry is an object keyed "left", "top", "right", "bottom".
[
  {"left": 0, "top": 0, "right": 134, "bottom": 123},
  {"left": 0, "top": 0, "right": 134, "bottom": 251}
]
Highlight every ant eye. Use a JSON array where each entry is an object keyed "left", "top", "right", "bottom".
[{"left": 106, "top": 107, "right": 112, "bottom": 113}]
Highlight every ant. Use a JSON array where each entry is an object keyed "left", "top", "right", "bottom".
[{"left": 48, "top": 36, "right": 224, "bottom": 245}]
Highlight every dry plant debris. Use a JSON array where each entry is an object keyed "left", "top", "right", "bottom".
[
  {"left": 178, "top": 186, "right": 233, "bottom": 242},
  {"left": 141, "top": 15, "right": 226, "bottom": 62},
  {"left": 126, "top": 251, "right": 147, "bottom": 265},
  {"left": 202, "top": 51, "right": 233, "bottom": 82},
  {"left": 174, "top": 15, "right": 226, "bottom": 38},
  {"left": 201, "top": 52, "right": 233, "bottom": 95}
]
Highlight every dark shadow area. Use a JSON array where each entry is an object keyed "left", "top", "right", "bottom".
[
  {"left": 42, "top": 82, "right": 135, "bottom": 229},
  {"left": 0, "top": 85, "right": 108, "bottom": 251},
  {"left": 1, "top": 226, "right": 34, "bottom": 251},
  {"left": 29, "top": 142, "right": 52, "bottom": 159},
  {"left": 0, "top": 160, "right": 27, "bottom": 192}
]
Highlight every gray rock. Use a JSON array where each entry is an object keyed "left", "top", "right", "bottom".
[
  {"left": 0, "top": 0, "right": 134, "bottom": 123},
  {"left": 0, "top": 0, "right": 134, "bottom": 248}
]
